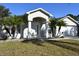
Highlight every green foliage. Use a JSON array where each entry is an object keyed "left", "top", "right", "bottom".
[
  {"left": 1, "top": 17, "right": 12, "bottom": 25},
  {"left": 49, "top": 18, "right": 66, "bottom": 36},
  {"left": 0, "top": 5, "right": 11, "bottom": 18},
  {"left": 0, "top": 5, "right": 11, "bottom": 26},
  {"left": 67, "top": 14, "right": 77, "bottom": 20},
  {"left": 22, "top": 13, "right": 28, "bottom": 24},
  {"left": 9, "top": 15, "right": 25, "bottom": 26},
  {"left": 0, "top": 15, "right": 25, "bottom": 26},
  {"left": 49, "top": 18, "right": 57, "bottom": 36},
  {"left": 57, "top": 19, "right": 66, "bottom": 33},
  {"left": 49, "top": 18, "right": 57, "bottom": 27},
  {"left": 57, "top": 19, "right": 66, "bottom": 26}
]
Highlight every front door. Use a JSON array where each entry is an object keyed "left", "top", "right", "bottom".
[
  {"left": 32, "top": 17, "right": 47, "bottom": 38},
  {"left": 36, "top": 23, "right": 46, "bottom": 38},
  {"left": 36, "top": 24, "right": 40, "bottom": 38}
]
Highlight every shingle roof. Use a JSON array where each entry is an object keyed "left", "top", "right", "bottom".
[{"left": 63, "top": 16, "right": 79, "bottom": 25}]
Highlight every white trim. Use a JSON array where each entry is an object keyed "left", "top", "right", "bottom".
[
  {"left": 26, "top": 8, "right": 53, "bottom": 17},
  {"left": 63, "top": 15, "right": 79, "bottom": 25}
]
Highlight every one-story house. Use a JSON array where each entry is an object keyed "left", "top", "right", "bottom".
[
  {"left": 21, "top": 8, "right": 79, "bottom": 39},
  {"left": 13, "top": 8, "right": 79, "bottom": 39}
]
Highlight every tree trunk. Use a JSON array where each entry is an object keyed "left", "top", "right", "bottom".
[
  {"left": 11, "top": 25, "right": 16, "bottom": 38},
  {"left": 20, "top": 24, "right": 23, "bottom": 38},
  {"left": 57, "top": 26, "right": 61, "bottom": 36},
  {"left": 51, "top": 27, "right": 56, "bottom": 37},
  {"left": 77, "top": 25, "right": 79, "bottom": 37}
]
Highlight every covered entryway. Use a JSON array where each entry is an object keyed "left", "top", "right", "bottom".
[
  {"left": 32, "top": 17, "right": 46, "bottom": 38},
  {"left": 23, "top": 8, "right": 53, "bottom": 39}
]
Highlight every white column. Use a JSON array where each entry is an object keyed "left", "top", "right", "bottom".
[
  {"left": 46, "top": 22, "right": 49, "bottom": 38},
  {"left": 28, "top": 21, "right": 31, "bottom": 38}
]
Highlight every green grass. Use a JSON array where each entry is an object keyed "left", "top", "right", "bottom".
[{"left": 0, "top": 39, "right": 79, "bottom": 56}]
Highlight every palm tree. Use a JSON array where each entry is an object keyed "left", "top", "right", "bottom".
[
  {"left": 19, "top": 14, "right": 28, "bottom": 38},
  {"left": 49, "top": 17, "right": 66, "bottom": 37},
  {"left": 1, "top": 14, "right": 27, "bottom": 38},
  {"left": 49, "top": 17, "right": 57, "bottom": 37},
  {"left": 22, "top": 13, "right": 28, "bottom": 24},
  {"left": 57, "top": 19, "right": 66, "bottom": 35},
  {"left": 0, "top": 5, "right": 11, "bottom": 18},
  {"left": 0, "top": 5, "right": 11, "bottom": 36},
  {"left": 1, "top": 17, "right": 12, "bottom": 36},
  {"left": 10, "top": 15, "right": 25, "bottom": 38},
  {"left": 0, "top": 5, "right": 11, "bottom": 25},
  {"left": 1, "top": 17, "right": 11, "bottom": 25}
]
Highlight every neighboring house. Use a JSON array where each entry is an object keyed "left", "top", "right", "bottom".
[
  {"left": 23, "top": 8, "right": 53, "bottom": 39},
  {"left": 56, "top": 16, "right": 79, "bottom": 37}
]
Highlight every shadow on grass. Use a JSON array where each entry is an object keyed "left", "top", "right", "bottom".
[
  {"left": 51, "top": 40, "right": 79, "bottom": 46},
  {"left": 22, "top": 39, "right": 44, "bottom": 46},
  {"left": 46, "top": 40, "right": 79, "bottom": 54}
]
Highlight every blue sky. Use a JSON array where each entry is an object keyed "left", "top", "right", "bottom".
[{"left": 0, "top": 3, "right": 79, "bottom": 18}]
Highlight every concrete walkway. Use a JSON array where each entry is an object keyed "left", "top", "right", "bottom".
[
  {"left": 0, "top": 39, "right": 24, "bottom": 43},
  {"left": 0, "top": 37, "right": 79, "bottom": 43}
]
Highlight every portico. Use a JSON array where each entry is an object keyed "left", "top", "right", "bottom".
[{"left": 23, "top": 8, "right": 53, "bottom": 39}]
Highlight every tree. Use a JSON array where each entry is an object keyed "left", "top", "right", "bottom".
[
  {"left": 67, "top": 14, "right": 77, "bottom": 20},
  {"left": 1, "top": 17, "right": 11, "bottom": 25},
  {"left": 1, "top": 14, "right": 28, "bottom": 38},
  {"left": 57, "top": 19, "right": 66, "bottom": 34},
  {"left": 22, "top": 13, "right": 28, "bottom": 24},
  {"left": 49, "top": 17, "right": 57, "bottom": 37},
  {"left": 0, "top": 5, "right": 11, "bottom": 19},
  {"left": 10, "top": 15, "right": 24, "bottom": 26},
  {"left": 10, "top": 15, "right": 25, "bottom": 38},
  {"left": 49, "top": 17, "right": 66, "bottom": 37},
  {"left": 0, "top": 5, "right": 11, "bottom": 36},
  {"left": 1, "top": 17, "right": 12, "bottom": 36},
  {"left": 16, "top": 14, "right": 28, "bottom": 38}
]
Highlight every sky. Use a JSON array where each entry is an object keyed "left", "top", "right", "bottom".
[{"left": 0, "top": 3, "right": 79, "bottom": 18}]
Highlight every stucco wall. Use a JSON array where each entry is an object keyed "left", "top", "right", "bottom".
[
  {"left": 56, "top": 17, "right": 78, "bottom": 37},
  {"left": 56, "top": 26, "right": 77, "bottom": 37},
  {"left": 28, "top": 11, "right": 49, "bottom": 22},
  {"left": 63, "top": 17, "right": 77, "bottom": 26},
  {"left": 23, "top": 10, "right": 51, "bottom": 38}
]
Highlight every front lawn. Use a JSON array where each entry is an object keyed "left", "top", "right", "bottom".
[{"left": 0, "top": 39, "right": 79, "bottom": 56}]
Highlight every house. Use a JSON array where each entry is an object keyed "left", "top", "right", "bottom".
[
  {"left": 56, "top": 16, "right": 79, "bottom": 37},
  {"left": 16, "top": 8, "right": 79, "bottom": 39},
  {"left": 23, "top": 8, "right": 53, "bottom": 39}
]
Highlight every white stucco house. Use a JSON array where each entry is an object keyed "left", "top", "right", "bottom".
[
  {"left": 18, "top": 8, "right": 79, "bottom": 39},
  {"left": 1, "top": 8, "right": 79, "bottom": 40},
  {"left": 23, "top": 8, "right": 53, "bottom": 39}
]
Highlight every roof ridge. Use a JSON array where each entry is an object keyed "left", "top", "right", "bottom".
[
  {"left": 67, "top": 16, "right": 79, "bottom": 25},
  {"left": 26, "top": 8, "right": 53, "bottom": 17}
]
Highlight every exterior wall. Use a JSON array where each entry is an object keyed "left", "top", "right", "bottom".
[
  {"left": 23, "top": 10, "right": 51, "bottom": 39},
  {"left": 63, "top": 17, "right": 77, "bottom": 26},
  {"left": 56, "top": 17, "right": 78, "bottom": 37},
  {"left": 56, "top": 26, "right": 78, "bottom": 37},
  {"left": 28, "top": 11, "right": 49, "bottom": 22}
]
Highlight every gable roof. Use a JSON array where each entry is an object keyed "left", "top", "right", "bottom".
[
  {"left": 26, "top": 8, "right": 53, "bottom": 17},
  {"left": 63, "top": 15, "right": 79, "bottom": 25}
]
